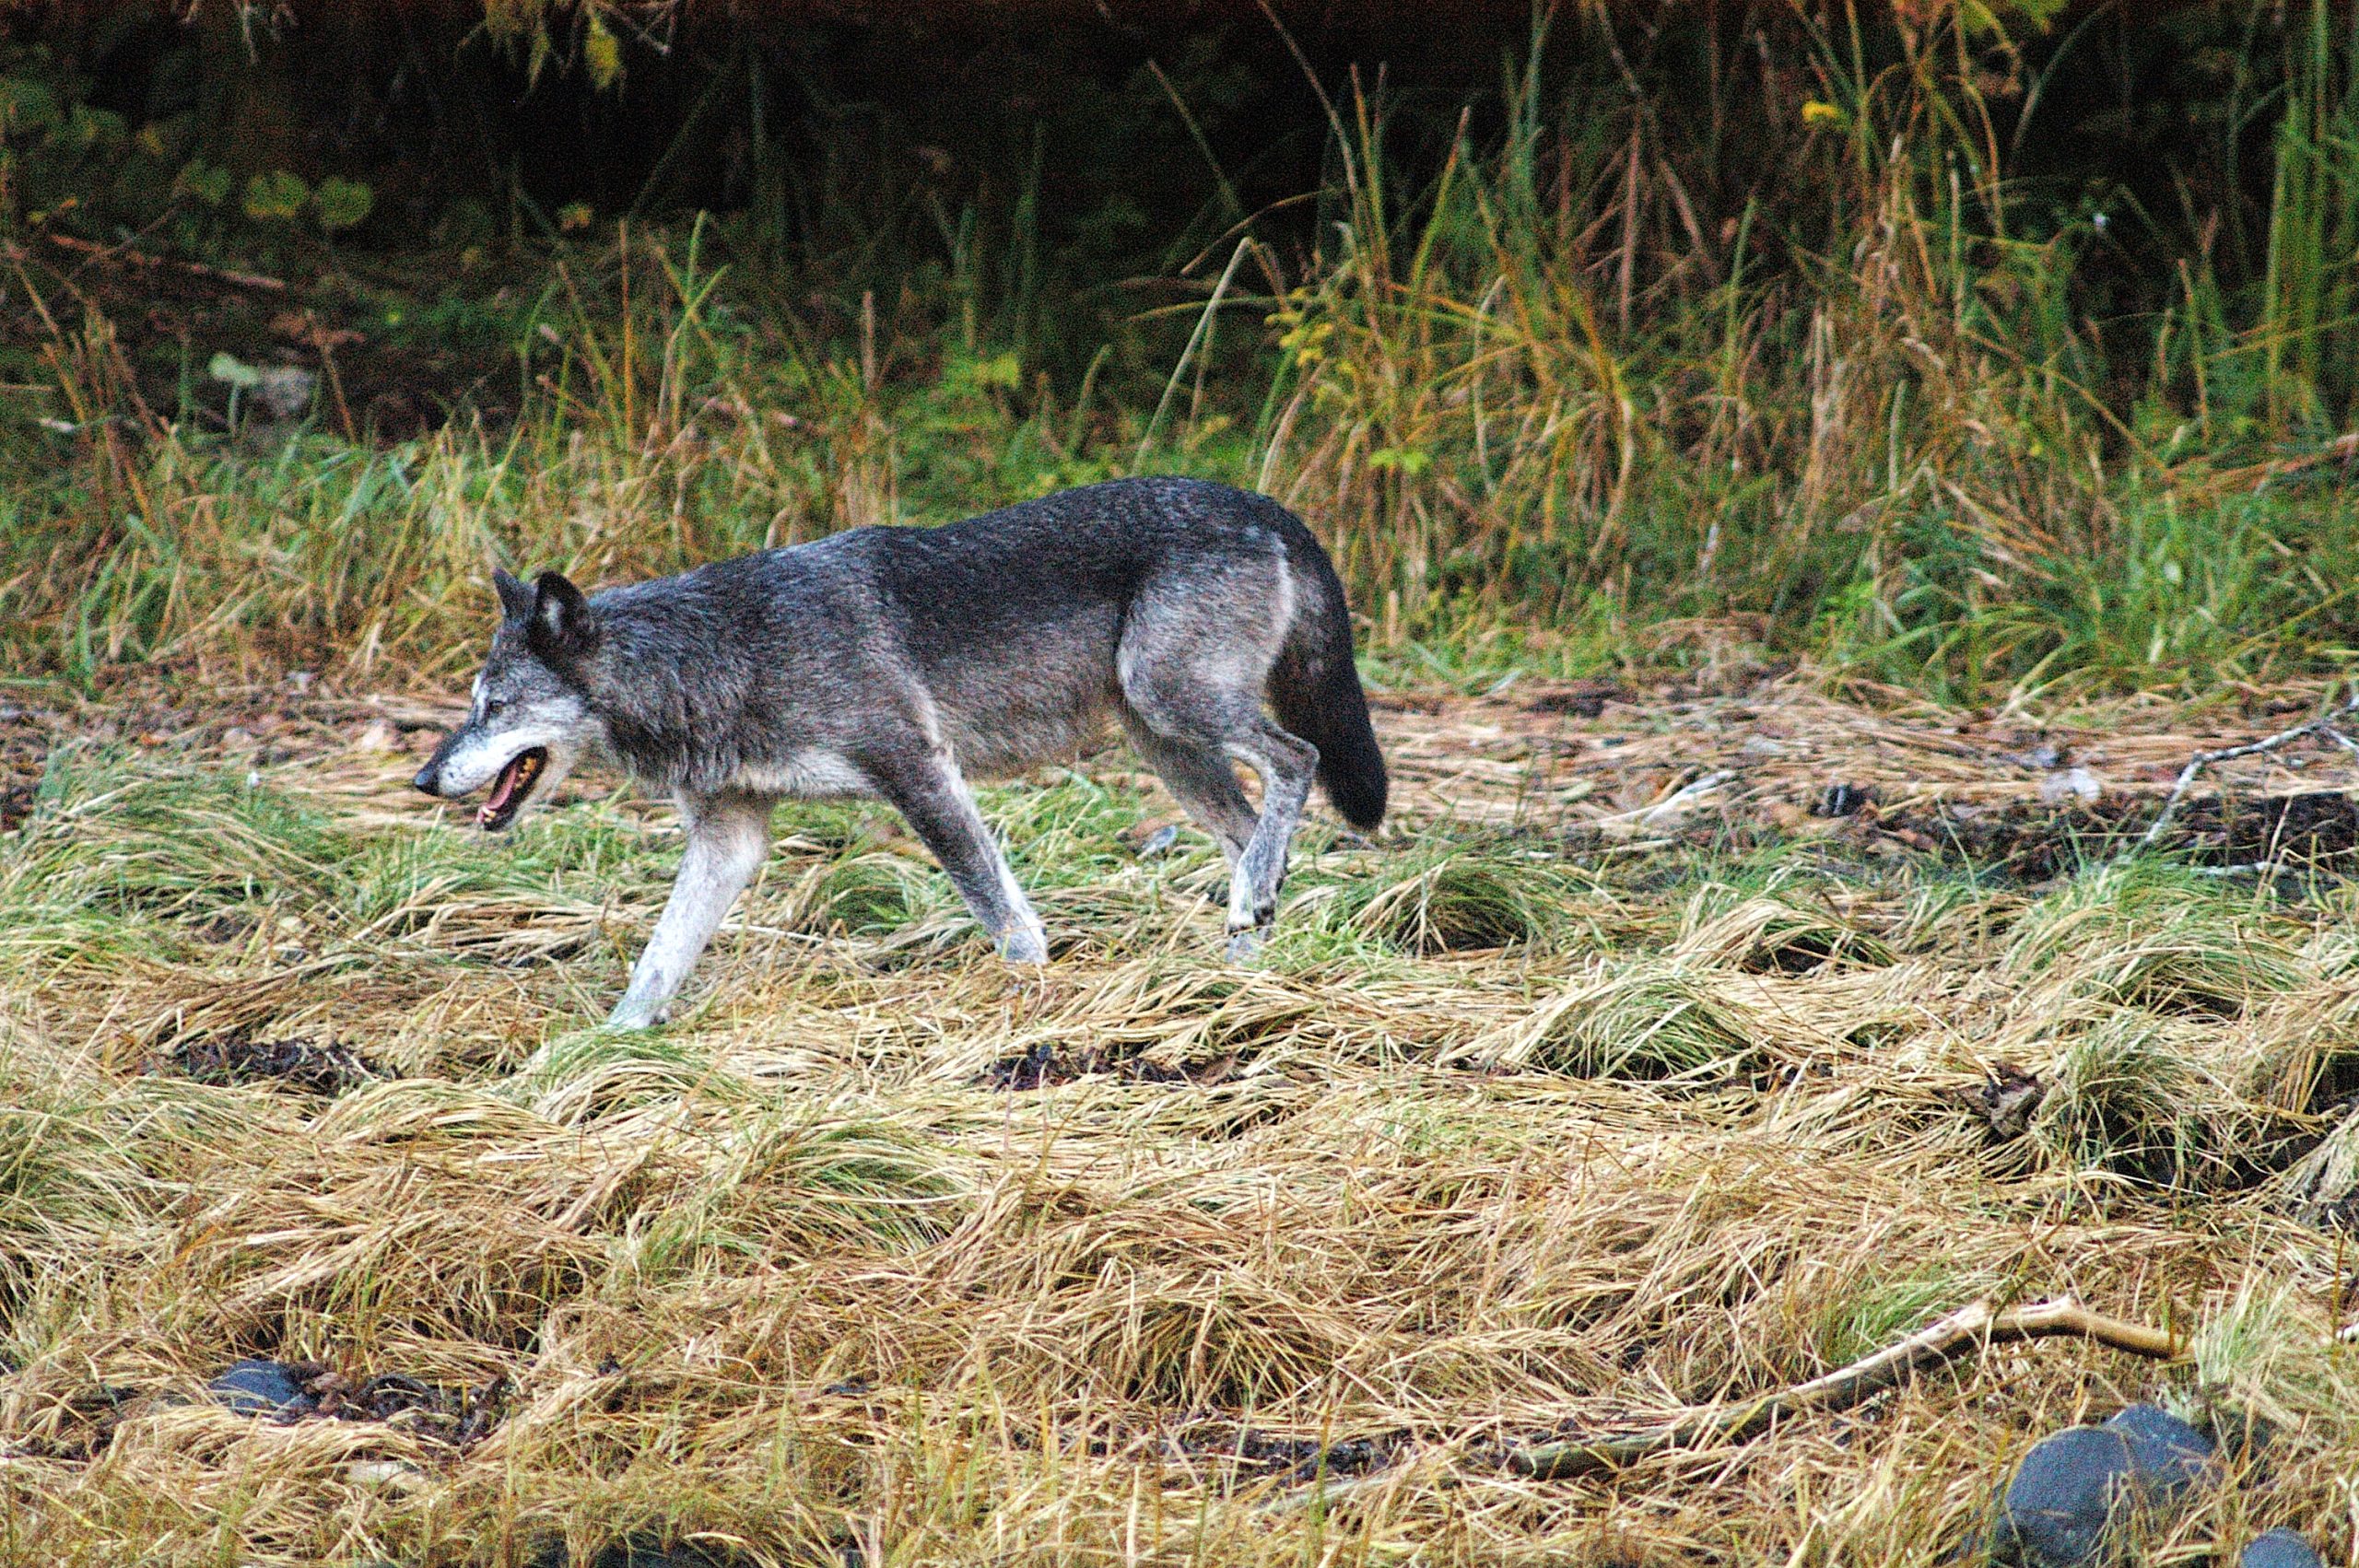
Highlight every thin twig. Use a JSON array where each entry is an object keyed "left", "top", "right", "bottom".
[
  {"left": 41, "top": 231, "right": 288, "bottom": 292},
  {"left": 1507, "top": 1296, "right": 2185, "bottom": 1481},
  {"left": 2129, "top": 696, "right": 2359, "bottom": 857}
]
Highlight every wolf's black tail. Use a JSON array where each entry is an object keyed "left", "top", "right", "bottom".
[{"left": 1269, "top": 521, "right": 1388, "bottom": 832}]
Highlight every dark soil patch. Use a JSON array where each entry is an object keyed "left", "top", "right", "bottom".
[
  {"left": 1873, "top": 790, "right": 2359, "bottom": 880},
  {"left": 2187, "top": 791, "right": 2359, "bottom": 864},
  {"left": 0, "top": 774, "right": 35, "bottom": 835},
  {"left": 1813, "top": 783, "right": 1877, "bottom": 818},
  {"left": 2306, "top": 1190, "right": 2359, "bottom": 1234},
  {"left": 1522, "top": 679, "right": 1637, "bottom": 719},
  {"left": 1169, "top": 1420, "right": 1404, "bottom": 1484},
  {"left": 39, "top": 1363, "right": 500, "bottom": 1464},
  {"left": 168, "top": 1027, "right": 379, "bottom": 1094},
  {"left": 7, "top": 1382, "right": 142, "bottom": 1462},
  {"left": 2107, "top": 1116, "right": 2321, "bottom": 1195},
  {"left": 225, "top": 1359, "right": 507, "bottom": 1445},
  {"left": 532, "top": 1534, "right": 771, "bottom": 1568},
  {"left": 983, "top": 1040, "right": 1237, "bottom": 1092},
  {"left": 0, "top": 702, "right": 49, "bottom": 834},
  {"left": 1742, "top": 921, "right": 1892, "bottom": 975},
  {"left": 316, "top": 1368, "right": 507, "bottom": 1444}
]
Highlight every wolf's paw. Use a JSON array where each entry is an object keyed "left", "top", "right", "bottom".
[
  {"left": 1225, "top": 925, "right": 1270, "bottom": 964},
  {"left": 1000, "top": 926, "right": 1050, "bottom": 965},
  {"left": 605, "top": 999, "right": 670, "bottom": 1031}
]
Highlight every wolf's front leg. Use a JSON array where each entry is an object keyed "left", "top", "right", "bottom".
[
  {"left": 870, "top": 749, "right": 1049, "bottom": 965},
  {"left": 608, "top": 791, "right": 775, "bottom": 1029}
]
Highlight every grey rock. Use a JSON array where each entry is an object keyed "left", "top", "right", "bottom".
[
  {"left": 1996, "top": 1425, "right": 2135, "bottom": 1565},
  {"left": 2102, "top": 1402, "right": 2214, "bottom": 1501},
  {"left": 1992, "top": 1407, "right": 2221, "bottom": 1565},
  {"left": 2242, "top": 1528, "right": 2324, "bottom": 1568},
  {"left": 205, "top": 1357, "right": 309, "bottom": 1414}
]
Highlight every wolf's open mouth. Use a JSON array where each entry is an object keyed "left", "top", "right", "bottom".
[{"left": 477, "top": 747, "right": 548, "bottom": 831}]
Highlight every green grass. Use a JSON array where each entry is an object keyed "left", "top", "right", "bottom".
[
  {"left": 1803, "top": 1265, "right": 1976, "bottom": 1373},
  {"left": 16, "top": 746, "right": 353, "bottom": 917}
]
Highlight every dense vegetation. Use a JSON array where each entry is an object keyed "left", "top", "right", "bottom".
[{"left": 4, "top": 2, "right": 2359, "bottom": 698}]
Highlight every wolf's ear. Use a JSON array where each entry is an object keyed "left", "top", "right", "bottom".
[
  {"left": 526, "top": 570, "right": 597, "bottom": 662},
  {"left": 493, "top": 568, "right": 536, "bottom": 625}
]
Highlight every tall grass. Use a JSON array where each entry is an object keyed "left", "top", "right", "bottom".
[
  {"left": 1240, "top": 4, "right": 2359, "bottom": 696},
  {"left": 9, "top": 5, "right": 2359, "bottom": 696}
]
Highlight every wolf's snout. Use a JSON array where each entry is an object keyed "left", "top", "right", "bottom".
[{"left": 412, "top": 734, "right": 460, "bottom": 797}]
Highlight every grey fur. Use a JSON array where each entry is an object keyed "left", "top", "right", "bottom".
[{"left": 413, "top": 476, "right": 1388, "bottom": 1027}]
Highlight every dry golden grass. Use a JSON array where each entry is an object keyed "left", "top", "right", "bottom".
[{"left": 1, "top": 674, "right": 2356, "bottom": 1566}]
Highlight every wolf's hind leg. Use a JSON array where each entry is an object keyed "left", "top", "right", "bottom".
[
  {"left": 609, "top": 791, "right": 775, "bottom": 1029},
  {"left": 1121, "top": 716, "right": 1257, "bottom": 869},
  {"left": 1119, "top": 672, "right": 1316, "bottom": 959},
  {"left": 1213, "top": 719, "right": 1316, "bottom": 956},
  {"left": 871, "top": 750, "right": 1049, "bottom": 964}
]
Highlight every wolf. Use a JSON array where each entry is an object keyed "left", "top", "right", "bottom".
[{"left": 412, "top": 476, "right": 1388, "bottom": 1028}]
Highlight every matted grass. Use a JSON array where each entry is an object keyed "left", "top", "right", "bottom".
[{"left": 1, "top": 688, "right": 2356, "bottom": 1566}]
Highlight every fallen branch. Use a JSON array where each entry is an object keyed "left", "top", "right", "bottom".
[
  {"left": 1507, "top": 1296, "right": 2185, "bottom": 1481},
  {"left": 2128, "top": 696, "right": 2359, "bottom": 858},
  {"left": 41, "top": 231, "right": 288, "bottom": 292}
]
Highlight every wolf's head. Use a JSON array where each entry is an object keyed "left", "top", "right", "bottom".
[{"left": 412, "top": 569, "right": 604, "bottom": 830}]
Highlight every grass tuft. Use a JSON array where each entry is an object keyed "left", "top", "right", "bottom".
[
  {"left": 1477, "top": 957, "right": 1762, "bottom": 1082},
  {"left": 1674, "top": 891, "right": 1897, "bottom": 975},
  {"left": 2026, "top": 1010, "right": 2305, "bottom": 1195},
  {"left": 2005, "top": 865, "right": 2312, "bottom": 1019},
  {"left": 1311, "top": 837, "right": 1594, "bottom": 957}
]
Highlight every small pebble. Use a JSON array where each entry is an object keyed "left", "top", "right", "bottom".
[{"left": 2037, "top": 766, "right": 2103, "bottom": 805}]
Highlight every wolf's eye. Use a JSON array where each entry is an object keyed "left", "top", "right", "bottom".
[{"left": 483, "top": 696, "right": 508, "bottom": 716}]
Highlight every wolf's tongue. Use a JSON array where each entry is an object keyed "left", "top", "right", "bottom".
[{"left": 481, "top": 754, "right": 530, "bottom": 820}]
